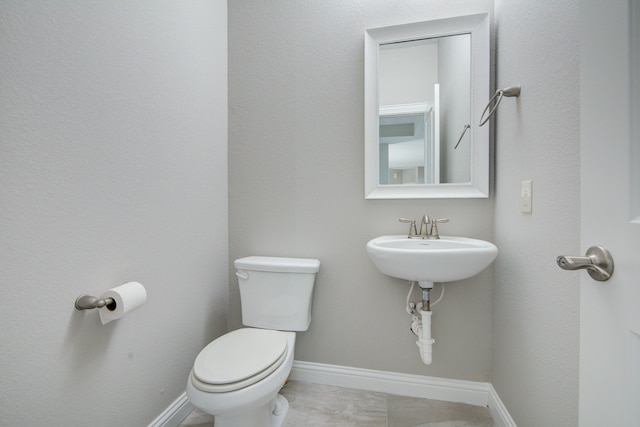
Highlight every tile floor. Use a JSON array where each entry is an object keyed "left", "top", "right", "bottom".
[{"left": 179, "top": 380, "right": 495, "bottom": 426}]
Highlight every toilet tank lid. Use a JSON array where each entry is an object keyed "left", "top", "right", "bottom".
[{"left": 235, "top": 256, "right": 320, "bottom": 273}]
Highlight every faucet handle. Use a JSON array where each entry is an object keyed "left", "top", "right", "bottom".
[
  {"left": 399, "top": 218, "right": 418, "bottom": 238},
  {"left": 430, "top": 218, "right": 449, "bottom": 239}
]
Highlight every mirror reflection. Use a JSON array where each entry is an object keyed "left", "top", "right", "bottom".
[{"left": 378, "top": 34, "right": 471, "bottom": 185}]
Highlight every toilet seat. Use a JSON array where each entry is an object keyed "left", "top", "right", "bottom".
[{"left": 192, "top": 328, "right": 288, "bottom": 393}]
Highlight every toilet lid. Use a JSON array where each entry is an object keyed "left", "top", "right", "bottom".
[{"left": 193, "top": 328, "right": 288, "bottom": 391}]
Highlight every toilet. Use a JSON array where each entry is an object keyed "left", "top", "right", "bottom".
[{"left": 186, "top": 256, "right": 320, "bottom": 427}]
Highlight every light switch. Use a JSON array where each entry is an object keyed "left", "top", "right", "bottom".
[{"left": 521, "top": 180, "right": 533, "bottom": 213}]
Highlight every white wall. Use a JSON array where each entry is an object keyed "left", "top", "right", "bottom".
[
  {"left": 492, "top": 1, "right": 580, "bottom": 426},
  {"left": 0, "top": 1, "right": 228, "bottom": 426},
  {"left": 229, "top": 0, "right": 495, "bottom": 382}
]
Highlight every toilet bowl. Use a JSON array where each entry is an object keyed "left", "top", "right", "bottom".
[
  {"left": 186, "top": 256, "right": 320, "bottom": 427},
  {"left": 186, "top": 329, "right": 295, "bottom": 427}
]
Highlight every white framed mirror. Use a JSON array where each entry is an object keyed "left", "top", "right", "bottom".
[{"left": 364, "top": 13, "right": 490, "bottom": 199}]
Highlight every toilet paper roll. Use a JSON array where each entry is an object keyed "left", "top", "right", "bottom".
[{"left": 99, "top": 282, "right": 147, "bottom": 325}]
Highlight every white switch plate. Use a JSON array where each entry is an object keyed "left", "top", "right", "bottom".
[{"left": 521, "top": 180, "right": 533, "bottom": 213}]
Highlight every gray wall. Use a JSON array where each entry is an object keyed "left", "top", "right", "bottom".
[
  {"left": 229, "top": 1, "right": 580, "bottom": 426},
  {"left": 0, "top": 1, "right": 228, "bottom": 426},
  {"left": 229, "top": 0, "right": 495, "bottom": 382},
  {"left": 439, "top": 34, "right": 472, "bottom": 183},
  {"left": 492, "top": 0, "right": 580, "bottom": 426},
  {"left": 0, "top": 1, "right": 580, "bottom": 425}
]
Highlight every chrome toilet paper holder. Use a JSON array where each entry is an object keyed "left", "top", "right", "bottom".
[{"left": 74, "top": 294, "right": 116, "bottom": 311}]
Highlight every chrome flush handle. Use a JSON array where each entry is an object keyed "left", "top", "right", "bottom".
[{"left": 557, "top": 245, "right": 614, "bottom": 281}]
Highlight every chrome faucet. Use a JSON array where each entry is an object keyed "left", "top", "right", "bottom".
[
  {"left": 419, "top": 215, "right": 430, "bottom": 238},
  {"left": 399, "top": 215, "right": 449, "bottom": 239}
]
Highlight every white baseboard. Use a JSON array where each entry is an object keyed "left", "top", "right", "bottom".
[
  {"left": 487, "top": 384, "right": 518, "bottom": 427},
  {"left": 151, "top": 361, "right": 516, "bottom": 427},
  {"left": 147, "top": 392, "right": 194, "bottom": 427},
  {"left": 289, "top": 360, "right": 516, "bottom": 427}
]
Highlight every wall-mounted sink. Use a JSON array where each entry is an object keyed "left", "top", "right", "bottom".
[{"left": 366, "top": 235, "right": 498, "bottom": 284}]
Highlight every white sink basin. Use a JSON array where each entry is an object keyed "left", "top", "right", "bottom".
[{"left": 366, "top": 235, "right": 498, "bottom": 283}]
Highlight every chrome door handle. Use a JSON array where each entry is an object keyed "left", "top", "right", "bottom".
[{"left": 556, "top": 246, "right": 614, "bottom": 281}]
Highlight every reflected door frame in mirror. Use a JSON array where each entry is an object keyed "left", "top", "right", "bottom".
[{"left": 364, "top": 13, "right": 491, "bottom": 199}]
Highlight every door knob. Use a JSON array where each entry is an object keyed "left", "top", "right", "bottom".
[{"left": 556, "top": 246, "right": 614, "bottom": 281}]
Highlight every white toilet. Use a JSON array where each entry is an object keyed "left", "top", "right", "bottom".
[{"left": 186, "top": 256, "right": 320, "bottom": 427}]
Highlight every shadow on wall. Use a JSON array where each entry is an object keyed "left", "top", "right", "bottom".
[{"left": 63, "top": 310, "right": 116, "bottom": 377}]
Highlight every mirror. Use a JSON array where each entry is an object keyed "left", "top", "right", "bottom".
[{"left": 365, "top": 13, "right": 490, "bottom": 199}]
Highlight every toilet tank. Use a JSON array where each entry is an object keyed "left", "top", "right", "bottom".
[{"left": 234, "top": 256, "right": 320, "bottom": 331}]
